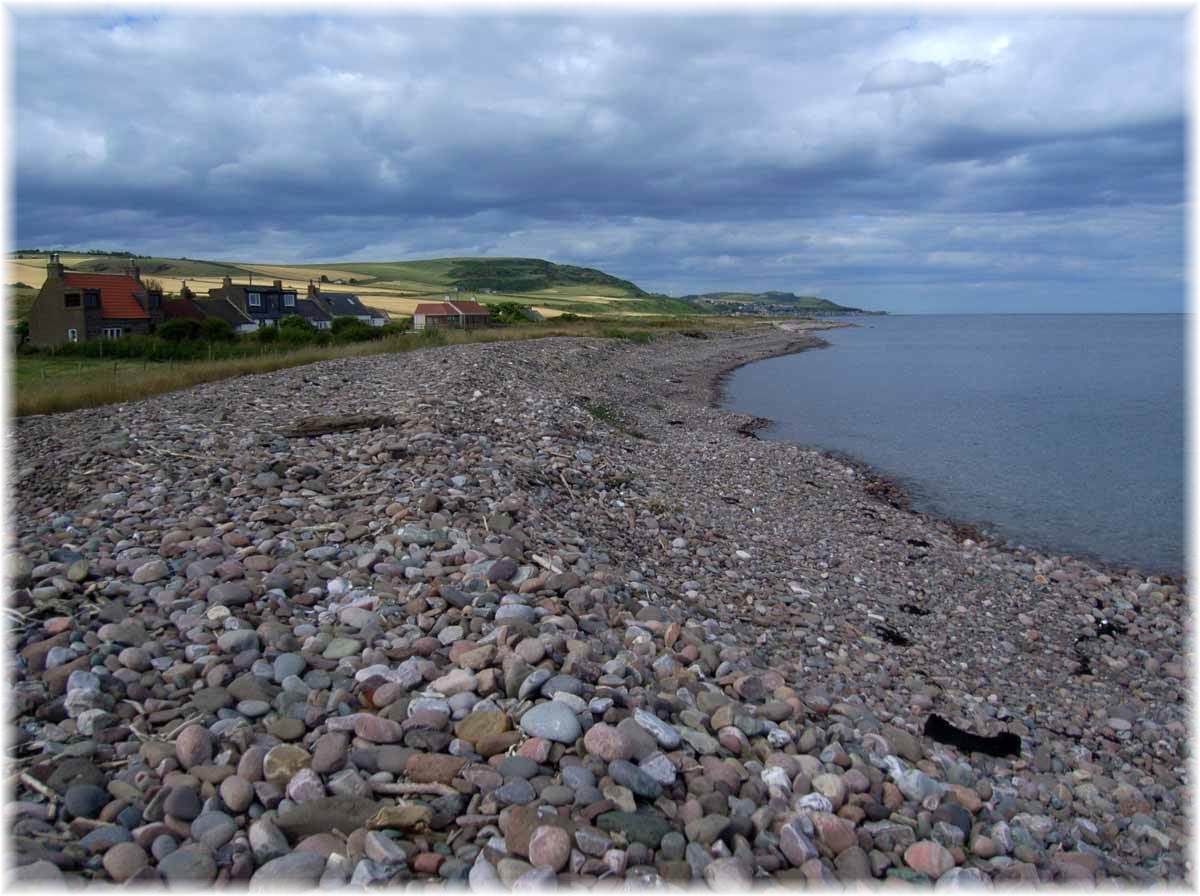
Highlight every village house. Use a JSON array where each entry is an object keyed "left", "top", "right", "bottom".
[
  {"left": 207, "top": 276, "right": 300, "bottom": 328},
  {"left": 306, "top": 282, "right": 389, "bottom": 326},
  {"left": 412, "top": 298, "right": 492, "bottom": 331},
  {"left": 192, "top": 297, "right": 259, "bottom": 334},
  {"left": 159, "top": 280, "right": 208, "bottom": 323},
  {"left": 26, "top": 253, "right": 164, "bottom": 347}
]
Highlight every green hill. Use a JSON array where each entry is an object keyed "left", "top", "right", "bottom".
[
  {"left": 680, "top": 291, "right": 867, "bottom": 313},
  {"left": 74, "top": 256, "right": 251, "bottom": 279}
]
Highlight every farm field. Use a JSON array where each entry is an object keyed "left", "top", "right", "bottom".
[{"left": 7, "top": 252, "right": 705, "bottom": 322}]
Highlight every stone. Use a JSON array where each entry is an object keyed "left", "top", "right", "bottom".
[
  {"left": 519, "top": 701, "right": 582, "bottom": 744},
  {"left": 596, "top": 811, "right": 673, "bottom": 848},
  {"left": 174, "top": 724, "right": 213, "bottom": 769},
  {"left": 276, "top": 797, "right": 382, "bottom": 840},
  {"left": 528, "top": 825, "right": 572, "bottom": 872},
  {"left": 406, "top": 753, "right": 468, "bottom": 784},
  {"left": 64, "top": 783, "right": 109, "bottom": 819},
  {"left": 454, "top": 710, "right": 510, "bottom": 743},
  {"left": 163, "top": 787, "right": 203, "bottom": 822},
  {"left": 248, "top": 852, "right": 329, "bottom": 890},
  {"left": 633, "top": 708, "right": 680, "bottom": 748},
  {"left": 584, "top": 723, "right": 633, "bottom": 762},
  {"left": 355, "top": 714, "right": 404, "bottom": 744},
  {"left": 103, "top": 842, "right": 150, "bottom": 882},
  {"left": 263, "top": 744, "right": 311, "bottom": 786},
  {"left": 704, "top": 857, "right": 753, "bottom": 890},
  {"left": 219, "top": 775, "right": 254, "bottom": 814},
  {"left": 904, "top": 841, "right": 956, "bottom": 880},
  {"left": 780, "top": 821, "right": 818, "bottom": 866},
  {"left": 248, "top": 818, "right": 290, "bottom": 863},
  {"left": 156, "top": 844, "right": 217, "bottom": 887},
  {"left": 608, "top": 759, "right": 662, "bottom": 799}
]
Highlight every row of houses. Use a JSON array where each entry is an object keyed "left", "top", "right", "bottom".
[{"left": 25, "top": 255, "right": 391, "bottom": 346}]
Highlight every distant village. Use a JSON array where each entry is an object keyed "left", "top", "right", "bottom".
[{"left": 24, "top": 254, "right": 498, "bottom": 347}]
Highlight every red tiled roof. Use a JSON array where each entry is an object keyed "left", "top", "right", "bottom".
[
  {"left": 414, "top": 303, "right": 456, "bottom": 316},
  {"left": 449, "top": 300, "right": 489, "bottom": 315},
  {"left": 62, "top": 273, "right": 149, "bottom": 319},
  {"left": 161, "top": 297, "right": 206, "bottom": 321}
]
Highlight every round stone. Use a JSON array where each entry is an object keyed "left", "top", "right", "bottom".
[
  {"left": 175, "top": 724, "right": 213, "bottom": 769},
  {"left": 584, "top": 723, "right": 633, "bottom": 762},
  {"left": 103, "top": 842, "right": 149, "bottom": 882},
  {"left": 64, "top": 784, "right": 109, "bottom": 820},
  {"left": 220, "top": 775, "right": 255, "bottom": 814},
  {"left": 519, "top": 701, "right": 582, "bottom": 744},
  {"left": 528, "top": 825, "right": 571, "bottom": 872},
  {"left": 163, "top": 786, "right": 203, "bottom": 822},
  {"left": 904, "top": 840, "right": 956, "bottom": 880},
  {"left": 157, "top": 844, "right": 217, "bottom": 886}
]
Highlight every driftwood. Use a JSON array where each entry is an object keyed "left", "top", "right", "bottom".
[
  {"left": 281, "top": 414, "right": 397, "bottom": 438},
  {"left": 924, "top": 713, "right": 1021, "bottom": 758}
]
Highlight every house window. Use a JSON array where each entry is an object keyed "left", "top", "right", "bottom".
[
  {"left": 248, "top": 292, "right": 262, "bottom": 308},
  {"left": 64, "top": 293, "right": 81, "bottom": 308},
  {"left": 83, "top": 290, "right": 100, "bottom": 309},
  {"left": 67, "top": 328, "right": 78, "bottom": 342},
  {"left": 103, "top": 327, "right": 123, "bottom": 340},
  {"left": 283, "top": 293, "right": 296, "bottom": 308},
  {"left": 148, "top": 293, "right": 161, "bottom": 310}
]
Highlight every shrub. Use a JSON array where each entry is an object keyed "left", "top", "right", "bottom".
[
  {"left": 280, "top": 314, "right": 315, "bottom": 334},
  {"left": 199, "top": 318, "right": 235, "bottom": 342},
  {"left": 278, "top": 315, "right": 317, "bottom": 344},
  {"left": 489, "top": 302, "right": 530, "bottom": 325},
  {"left": 13, "top": 321, "right": 29, "bottom": 347},
  {"left": 378, "top": 322, "right": 409, "bottom": 338},
  {"left": 331, "top": 316, "right": 378, "bottom": 343},
  {"left": 255, "top": 325, "right": 278, "bottom": 344},
  {"left": 558, "top": 312, "right": 581, "bottom": 322},
  {"left": 158, "top": 319, "right": 202, "bottom": 343}
]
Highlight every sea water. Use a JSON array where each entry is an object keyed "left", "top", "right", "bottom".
[{"left": 723, "top": 314, "right": 1186, "bottom": 574}]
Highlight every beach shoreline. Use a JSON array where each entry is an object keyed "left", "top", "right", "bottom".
[
  {"left": 9, "top": 325, "right": 1188, "bottom": 885},
  {"left": 709, "top": 322, "right": 1186, "bottom": 583}
]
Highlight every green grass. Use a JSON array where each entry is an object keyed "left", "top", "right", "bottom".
[
  {"left": 13, "top": 315, "right": 766, "bottom": 417},
  {"left": 73, "top": 256, "right": 251, "bottom": 278},
  {"left": 7, "top": 286, "right": 37, "bottom": 323},
  {"left": 14, "top": 356, "right": 166, "bottom": 388}
]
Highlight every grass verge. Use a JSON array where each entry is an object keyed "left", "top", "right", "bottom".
[{"left": 13, "top": 316, "right": 768, "bottom": 417}]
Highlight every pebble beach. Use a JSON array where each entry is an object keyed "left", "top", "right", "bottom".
[{"left": 7, "top": 324, "right": 1189, "bottom": 887}]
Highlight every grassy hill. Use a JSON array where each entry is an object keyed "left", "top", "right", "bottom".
[
  {"left": 74, "top": 256, "right": 250, "bottom": 279},
  {"left": 681, "top": 291, "right": 863, "bottom": 313},
  {"left": 6, "top": 252, "right": 703, "bottom": 320}
]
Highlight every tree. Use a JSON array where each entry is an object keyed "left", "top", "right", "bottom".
[
  {"left": 199, "top": 318, "right": 235, "bottom": 342},
  {"left": 158, "top": 319, "right": 202, "bottom": 342},
  {"left": 13, "top": 321, "right": 29, "bottom": 348}
]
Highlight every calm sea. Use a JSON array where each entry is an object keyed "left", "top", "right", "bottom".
[{"left": 723, "top": 314, "right": 1186, "bottom": 575}]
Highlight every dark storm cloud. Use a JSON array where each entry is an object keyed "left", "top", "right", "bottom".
[{"left": 11, "top": 12, "right": 1186, "bottom": 311}]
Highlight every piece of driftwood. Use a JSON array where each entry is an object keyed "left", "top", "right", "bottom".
[
  {"left": 281, "top": 414, "right": 397, "bottom": 438},
  {"left": 924, "top": 713, "right": 1022, "bottom": 758}
]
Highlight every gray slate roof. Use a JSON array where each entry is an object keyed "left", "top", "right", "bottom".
[
  {"left": 193, "top": 298, "right": 252, "bottom": 326},
  {"left": 291, "top": 298, "right": 332, "bottom": 324},
  {"left": 321, "top": 291, "right": 388, "bottom": 320}
]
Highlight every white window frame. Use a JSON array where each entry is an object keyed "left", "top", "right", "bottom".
[
  {"left": 67, "top": 328, "right": 78, "bottom": 343},
  {"left": 248, "top": 292, "right": 262, "bottom": 308},
  {"left": 103, "top": 327, "right": 123, "bottom": 340}
]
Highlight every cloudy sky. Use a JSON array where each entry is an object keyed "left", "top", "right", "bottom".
[{"left": 12, "top": 11, "right": 1187, "bottom": 312}]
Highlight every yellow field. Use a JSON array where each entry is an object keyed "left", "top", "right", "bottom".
[
  {"left": 7, "top": 255, "right": 97, "bottom": 288},
  {"left": 236, "top": 263, "right": 362, "bottom": 285},
  {"left": 7, "top": 253, "right": 695, "bottom": 322}
]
